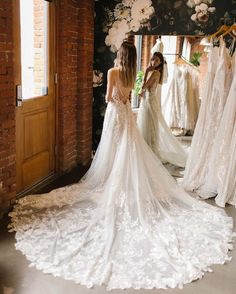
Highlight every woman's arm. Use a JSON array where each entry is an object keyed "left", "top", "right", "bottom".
[
  {"left": 105, "top": 69, "right": 114, "bottom": 103},
  {"left": 142, "top": 70, "right": 159, "bottom": 91}
]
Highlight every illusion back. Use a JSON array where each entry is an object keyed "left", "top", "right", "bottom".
[{"left": 112, "top": 70, "right": 132, "bottom": 104}]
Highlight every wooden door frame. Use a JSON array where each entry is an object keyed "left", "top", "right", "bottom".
[{"left": 13, "top": 0, "right": 59, "bottom": 196}]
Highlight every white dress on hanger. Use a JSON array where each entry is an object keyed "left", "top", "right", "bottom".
[
  {"left": 137, "top": 71, "right": 187, "bottom": 167},
  {"left": 206, "top": 52, "right": 236, "bottom": 206},
  {"left": 163, "top": 64, "right": 200, "bottom": 134},
  {"left": 9, "top": 72, "right": 234, "bottom": 291},
  {"left": 183, "top": 40, "right": 231, "bottom": 195}
]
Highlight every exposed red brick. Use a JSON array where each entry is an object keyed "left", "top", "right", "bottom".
[{"left": 0, "top": 0, "right": 16, "bottom": 211}]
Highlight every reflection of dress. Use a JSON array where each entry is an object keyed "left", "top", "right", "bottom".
[
  {"left": 163, "top": 64, "right": 200, "bottom": 134},
  {"left": 183, "top": 40, "right": 232, "bottom": 196},
  {"left": 9, "top": 77, "right": 234, "bottom": 291},
  {"left": 137, "top": 71, "right": 187, "bottom": 167}
]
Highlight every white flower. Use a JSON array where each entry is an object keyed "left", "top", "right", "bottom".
[
  {"left": 93, "top": 70, "right": 103, "bottom": 87},
  {"left": 191, "top": 3, "right": 215, "bottom": 24},
  {"left": 131, "top": 0, "right": 155, "bottom": 23},
  {"left": 191, "top": 13, "right": 197, "bottom": 21},
  {"left": 187, "top": 0, "right": 201, "bottom": 8},
  {"left": 199, "top": 3, "right": 208, "bottom": 11},
  {"left": 122, "top": 0, "right": 135, "bottom": 7},
  {"left": 130, "top": 19, "right": 141, "bottom": 32},
  {"left": 114, "top": 4, "right": 131, "bottom": 21},
  {"left": 208, "top": 6, "right": 216, "bottom": 12},
  {"left": 105, "top": 20, "right": 130, "bottom": 52},
  {"left": 187, "top": 0, "right": 213, "bottom": 8}
]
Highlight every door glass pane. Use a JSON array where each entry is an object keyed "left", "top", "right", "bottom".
[{"left": 20, "top": 0, "right": 48, "bottom": 99}]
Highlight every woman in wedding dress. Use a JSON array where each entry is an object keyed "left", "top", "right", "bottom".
[
  {"left": 137, "top": 52, "right": 187, "bottom": 167},
  {"left": 9, "top": 41, "right": 234, "bottom": 291}
]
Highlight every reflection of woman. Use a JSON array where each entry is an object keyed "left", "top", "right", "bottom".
[
  {"left": 137, "top": 52, "right": 187, "bottom": 167},
  {"left": 9, "top": 42, "right": 233, "bottom": 291}
]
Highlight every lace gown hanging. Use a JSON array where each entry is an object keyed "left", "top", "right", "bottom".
[
  {"left": 9, "top": 74, "right": 234, "bottom": 291},
  {"left": 183, "top": 40, "right": 232, "bottom": 195},
  {"left": 162, "top": 64, "right": 200, "bottom": 135},
  {"left": 205, "top": 52, "right": 236, "bottom": 206},
  {"left": 137, "top": 71, "right": 187, "bottom": 168}
]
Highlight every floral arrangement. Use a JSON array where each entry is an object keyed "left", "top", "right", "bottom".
[
  {"left": 104, "top": 0, "right": 155, "bottom": 52},
  {"left": 187, "top": 0, "right": 216, "bottom": 25}
]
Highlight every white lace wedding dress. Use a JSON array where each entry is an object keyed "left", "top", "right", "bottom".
[
  {"left": 163, "top": 64, "right": 200, "bottom": 135},
  {"left": 137, "top": 72, "right": 187, "bottom": 168},
  {"left": 205, "top": 51, "right": 236, "bottom": 206},
  {"left": 183, "top": 40, "right": 232, "bottom": 195},
  {"left": 9, "top": 76, "right": 234, "bottom": 291}
]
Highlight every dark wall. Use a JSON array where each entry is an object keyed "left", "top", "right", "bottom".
[{"left": 93, "top": 0, "right": 236, "bottom": 149}]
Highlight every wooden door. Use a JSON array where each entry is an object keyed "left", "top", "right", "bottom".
[{"left": 14, "top": 0, "right": 56, "bottom": 193}]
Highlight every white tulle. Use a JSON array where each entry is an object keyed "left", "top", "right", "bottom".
[
  {"left": 183, "top": 40, "right": 232, "bottom": 195},
  {"left": 137, "top": 74, "right": 187, "bottom": 168},
  {"left": 9, "top": 79, "right": 234, "bottom": 290}
]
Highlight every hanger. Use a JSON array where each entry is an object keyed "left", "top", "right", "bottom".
[
  {"left": 210, "top": 24, "right": 229, "bottom": 39},
  {"left": 221, "top": 23, "right": 236, "bottom": 38},
  {"left": 174, "top": 55, "right": 198, "bottom": 69}
]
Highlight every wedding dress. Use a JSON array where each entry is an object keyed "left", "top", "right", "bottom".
[
  {"left": 183, "top": 40, "right": 232, "bottom": 195},
  {"left": 163, "top": 64, "right": 200, "bottom": 135},
  {"left": 204, "top": 51, "right": 236, "bottom": 206},
  {"left": 137, "top": 71, "right": 187, "bottom": 168},
  {"left": 9, "top": 74, "right": 234, "bottom": 291}
]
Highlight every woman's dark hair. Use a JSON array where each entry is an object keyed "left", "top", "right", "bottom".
[{"left": 150, "top": 52, "right": 164, "bottom": 84}]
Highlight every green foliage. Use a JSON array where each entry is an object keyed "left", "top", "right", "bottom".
[
  {"left": 134, "top": 70, "right": 144, "bottom": 96},
  {"left": 190, "top": 51, "right": 202, "bottom": 67}
]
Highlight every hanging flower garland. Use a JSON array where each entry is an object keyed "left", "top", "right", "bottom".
[{"left": 104, "top": 0, "right": 155, "bottom": 52}]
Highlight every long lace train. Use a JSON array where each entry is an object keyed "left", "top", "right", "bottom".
[{"left": 9, "top": 99, "right": 234, "bottom": 290}]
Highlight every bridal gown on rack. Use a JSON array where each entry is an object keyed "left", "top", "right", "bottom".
[
  {"left": 183, "top": 39, "right": 232, "bottom": 195},
  {"left": 205, "top": 51, "right": 236, "bottom": 206},
  {"left": 137, "top": 70, "right": 187, "bottom": 168},
  {"left": 9, "top": 72, "right": 234, "bottom": 290},
  {"left": 163, "top": 64, "right": 200, "bottom": 135}
]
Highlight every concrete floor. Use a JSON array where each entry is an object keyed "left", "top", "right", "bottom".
[{"left": 1, "top": 167, "right": 236, "bottom": 294}]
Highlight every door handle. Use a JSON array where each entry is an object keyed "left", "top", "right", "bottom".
[{"left": 16, "top": 85, "right": 23, "bottom": 107}]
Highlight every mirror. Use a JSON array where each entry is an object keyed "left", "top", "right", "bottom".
[
  {"left": 132, "top": 35, "right": 210, "bottom": 176},
  {"left": 133, "top": 35, "right": 209, "bottom": 134}
]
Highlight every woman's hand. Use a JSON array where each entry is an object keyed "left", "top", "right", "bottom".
[
  {"left": 146, "top": 66, "right": 155, "bottom": 73},
  {"left": 139, "top": 88, "right": 146, "bottom": 99}
]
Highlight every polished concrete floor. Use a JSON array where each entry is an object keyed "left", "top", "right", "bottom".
[{"left": 1, "top": 166, "right": 236, "bottom": 294}]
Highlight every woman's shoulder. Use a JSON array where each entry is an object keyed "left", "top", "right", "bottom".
[{"left": 108, "top": 67, "right": 119, "bottom": 75}]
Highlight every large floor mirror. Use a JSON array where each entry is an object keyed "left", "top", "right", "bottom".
[{"left": 132, "top": 35, "right": 210, "bottom": 176}]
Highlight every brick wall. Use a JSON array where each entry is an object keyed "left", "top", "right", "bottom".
[
  {"left": 77, "top": 0, "right": 94, "bottom": 166},
  {"left": 33, "top": 0, "right": 45, "bottom": 96},
  {"left": 0, "top": 0, "right": 16, "bottom": 211},
  {"left": 57, "top": 0, "right": 94, "bottom": 171},
  {"left": 141, "top": 35, "right": 157, "bottom": 71}
]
